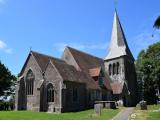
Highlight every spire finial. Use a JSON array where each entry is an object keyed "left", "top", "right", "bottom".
[
  {"left": 30, "top": 46, "right": 32, "bottom": 51},
  {"left": 114, "top": 0, "right": 118, "bottom": 11}
]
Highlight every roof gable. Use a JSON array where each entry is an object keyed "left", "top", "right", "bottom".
[
  {"left": 31, "top": 51, "right": 65, "bottom": 73},
  {"left": 19, "top": 52, "right": 42, "bottom": 76},
  {"left": 61, "top": 47, "right": 81, "bottom": 71}
]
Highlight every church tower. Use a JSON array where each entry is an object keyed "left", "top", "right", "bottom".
[{"left": 104, "top": 11, "right": 137, "bottom": 106}]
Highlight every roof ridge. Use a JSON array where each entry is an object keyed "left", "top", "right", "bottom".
[
  {"left": 31, "top": 50, "right": 65, "bottom": 62},
  {"left": 66, "top": 46, "right": 103, "bottom": 61}
]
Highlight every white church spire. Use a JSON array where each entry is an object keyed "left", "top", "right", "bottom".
[{"left": 105, "top": 11, "right": 134, "bottom": 61}]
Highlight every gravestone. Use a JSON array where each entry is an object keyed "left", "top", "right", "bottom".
[
  {"left": 105, "top": 103, "right": 110, "bottom": 108},
  {"left": 140, "top": 100, "right": 147, "bottom": 110},
  {"left": 94, "top": 104, "right": 102, "bottom": 116},
  {"left": 110, "top": 102, "right": 116, "bottom": 109}
]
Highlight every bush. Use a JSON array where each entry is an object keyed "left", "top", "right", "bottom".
[{"left": 0, "top": 101, "right": 14, "bottom": 111}]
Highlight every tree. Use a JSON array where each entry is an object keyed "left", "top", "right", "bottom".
[
  {"left": 0, "top": 61, "right": 16, "bottom": 96},
  {"left": 135, "top": 42, "right": 160, "bottom": 104},
  {"left": 154, "top": 16, "right": 160, "bottom": 29}
]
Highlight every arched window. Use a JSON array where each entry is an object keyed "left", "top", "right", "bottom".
[
  {"left": 109, "top": 64, "right": 112, "bottom": 75},
  {"left": 26, "top": 70, "right": 34, "bottom": 95},
  {"left": 117, "top": 62, "right": 120, "bottom": 74},
  {"left": 47, "top": 83, "right": 54, "bottom": 102},
  {"left": 113, "top": 63, "right": 115, "bottom": 75}
]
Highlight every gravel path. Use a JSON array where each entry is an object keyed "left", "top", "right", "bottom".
[{"left": 113, "top": 107, "right": 134, "bottom": 120}]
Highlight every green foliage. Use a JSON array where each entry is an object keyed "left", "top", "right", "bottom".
[
  {"left": 0, "top": 108, "right": 120, "bottom": 120},
  {"left": 135, "top": 42, "right": 160, "bottom": 104},
  {"left": 0, "top": 101, "right": 14, "bottom": 110},
  {"left": 0, "top": 61, "right": 16, "bottom": 96}
]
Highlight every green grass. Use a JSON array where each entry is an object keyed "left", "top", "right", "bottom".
[
  {"left": 147, "top": 105, "right": 160, "bottom": 120},
  {"left": 0, "top": 108, "right": 121, "bottom": 120},
  {"left": 129, "top": 104, "right": 160, "bottom": 120}
]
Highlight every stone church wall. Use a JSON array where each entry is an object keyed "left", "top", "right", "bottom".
[
  {"left": 123, "top": 56, "right": 138, "bottom": 106},
  {"left": 16, "top": 54, "right": 43, "bottom": 111},
  {"left": 62, "top": 81, "right": 86, "bottom": 112},
  {"left": 44, "top": 62, "right": 63, "bottom": 112}
]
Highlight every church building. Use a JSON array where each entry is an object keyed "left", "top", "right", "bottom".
[{"left": 15, "top": 11, "right": 137, "bottom": 112}]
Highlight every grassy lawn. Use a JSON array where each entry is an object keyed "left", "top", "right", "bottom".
[
  {"left": 129, "top": 104, "right": 160, "bottom": 120},
  {"left": 0, "top": 108, "right": 121, "bottom": 120}
]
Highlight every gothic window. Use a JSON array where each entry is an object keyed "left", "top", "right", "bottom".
[
  {"left": 117, "top": 62, "right": 120, "bottom": 74},
  {"left": 47, "top": 83, "right": 54, "bottom": 102},
  {"left": 26, "top": 70, "right": 34, "bottom": 95},
  {"left": 113, "top": 63, "right": 116, "bottom": 75},
  {"left": 109, "top": 64, "right": 112, "bottom": 75},
  {"left": 73, "top": 88, "right": 78, "bottom": 102}
]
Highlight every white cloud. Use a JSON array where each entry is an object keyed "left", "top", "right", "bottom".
[
  {"left": 53, "top": 42, "right": 109, "bottom": 52},
  {"left": 0, "top": 40, "right": 12, "bottom": 54},
  {"left": 0, "top": 40, "right": 7, "bottom": 49}
]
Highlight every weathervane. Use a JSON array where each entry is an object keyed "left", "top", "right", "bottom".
[{"left": 114, "top": 0, "right": 118, "bottom": 10}]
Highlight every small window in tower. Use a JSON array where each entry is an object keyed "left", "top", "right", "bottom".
[
  {"left": 109, "top": 64, "right": 112, "bottom": 75},
  {"left": 113, "top": 63, "right": 116, "bottom": 75},
  {"left": 117, "top": 62, "right": 120, "bottom": 74}
]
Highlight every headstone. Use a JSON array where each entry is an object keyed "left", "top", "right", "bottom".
[
  {"left": 110, "top": 102, "right": 116, "bottom": 109},
  {"left": 140, "top": 100, "right": 147, "bottom": 110},
  {"left": 105, "top": 103, "right": 110, "bottom": 108},
  {"left": 117, "top": 100, "right": 123, "bottom": 106},
  {"left": 94, "top": 104, "right": 102, "bottom": 116}
]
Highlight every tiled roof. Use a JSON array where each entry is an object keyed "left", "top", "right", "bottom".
[
  {"left": 103, "top": 74, "right": 112, "bottom": 90},
  {"left": 66, "top": 46, "right": 104, "bottom": 73},
  {"left": 31, "top": 51, "right": 65, "bottom": 72},
  {"left": 111, "top": 81, "right": 124, "bottom": 94},
  {"left": 66, "top": 47, "right": 111, "bottom": 90},
  {"left": 50, "top": 58, "right": 84, "bottom": 83},
  {"left": 89, "top": 67, "right": 101, "bottom": 77},
  {"left": 32, "top": 51, "right": 100, "bottom": 89}
]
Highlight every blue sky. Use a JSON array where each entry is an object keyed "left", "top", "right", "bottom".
[{"left": 0, "top": 0, "right": 160, "bottom": 75}]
